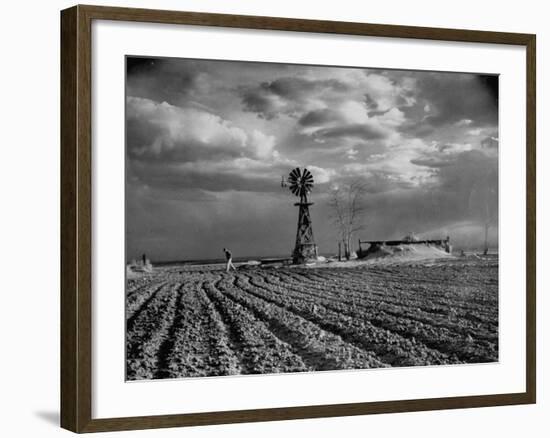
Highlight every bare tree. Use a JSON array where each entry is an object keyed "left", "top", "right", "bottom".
[{"left": 328, "top": 180, "right": 368, "bottom": 260}]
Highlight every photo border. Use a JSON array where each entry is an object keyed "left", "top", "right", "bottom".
[{"left": 60, "top": 4, "right": 536, "bottom": 433}]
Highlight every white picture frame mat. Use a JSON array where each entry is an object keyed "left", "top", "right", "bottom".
[{"left": 92, "top": 19, "right": 526, "bottom": 419}]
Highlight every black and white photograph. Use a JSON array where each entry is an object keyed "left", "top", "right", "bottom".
[{"left": 125, "top": 56, "right": 499, "bottom": 381}]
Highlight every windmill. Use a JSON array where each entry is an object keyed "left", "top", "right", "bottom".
[{"left": 282, "top": 167, "right": 318, "bottom": 264}]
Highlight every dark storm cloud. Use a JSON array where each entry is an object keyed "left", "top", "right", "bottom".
[
  {"left": 127, "top": 57, "right": 158, "bottom": 75},
  {"left": 364, "top": 93, "right": 379, "bottom": 111},
  {"left": 339, "top": 189, "right": 463, "bottom": 240},
  {"left": 262, "top": 76, "right": 349, "bottom": 98},
  {"left": 435, "top": 150, "right": 497, "bottom": 192},
  {"left": 126, "top": 57, "right": 204, "bottom": 105},
  {"left": 128, "top": 136, "right": 244, "bottom": 164},
  {"left": 421, "top": 75, "right": 498, "bottom": 126},
  {"left": 240, "top": 90, "right": 279, "bottom": 120},
  {"left": 127, "top": 189, "right": 299, "bottom": 262},
  {"left": 339, "top": 171, "right": 415, "bottom": 194},
  {"left": 399, "top": 73, "right": 498, "bottom": 137},
  {"left": 410, "top": 149, "right": 498, "bottom": 221},
  {"left": 478, "top": 75, "right": 499, "bottom": 102},
  {"left": 313, "top": 123, "right": 388, "bottom": 141},
  {"left": 298, "top": 109, "right": 341, "bottom": 127},
  {"left": 130, "top": 162, "right": 283, "bottom": 194},
  {"left": 410, "top": 156, "right": 455, "bottom": 168},
  {"left": 364, "top": 93, "right": 390, "bottom": 117},
  {"left": 126, "top": 117, "right": 165, "bottom": 156},
  {"left": 329, "top": 153, "right": 497, "bottom": 243},
  {"left": 481, "top": 136, "right": 499, "bottom": 149},
  {"left": 240, "top": 76, "right": 349, "bottom": 119}
]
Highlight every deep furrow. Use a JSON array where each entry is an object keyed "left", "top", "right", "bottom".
[
  {"left": 203, "top": 277, "right": 310, "bottom": 374},
  {"left": 126, "top": 281, "right": 169, "bottom": 332},
  {"left": 296, "top": 267, "right": 497, "bottom": 304},
  {"left": 154, "top": 283, "right": 186, "bottom": 379},
  {"left": 297, "top": 265, "right": 497, "bottom": 300},
  {"left": 199, "top": 278, "right": 249, "bottom": 374},
  {"left": 276, "top": 269, "right": 498, "bottom": 320},
  {"left": 155, "top": 281, "right": 242, "bottom": 378},
  {"left": 236, "top": 274, "right": 452, "bottom": 367},
  {"left": 126, "top": 282, "right": 180, "bottom": 380},
  {"left": 348, "top": 264, "right": 497, "bottom": 290},
  {"left": 245, "top": 273, "right": 495, "bottom": 363},
  {"left": 217, "top": 274, "right": 388, "bottom": 370},
  {"left": 126, "top": 279, "right": 157, "bottom": 298},
  {"left": 257, "top": 271, "right": 498, "bottom": 340}
]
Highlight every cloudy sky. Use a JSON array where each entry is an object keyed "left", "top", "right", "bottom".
[{"left": 126, "top": 56, "right": 498, "bottom": 262}]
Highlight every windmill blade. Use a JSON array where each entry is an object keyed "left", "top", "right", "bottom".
[
  {"left": 285, "top": 167, "right": 315, "bottom": 198},
  {"left": 290, "top": 168, "right": 301, "bottom": 180}
]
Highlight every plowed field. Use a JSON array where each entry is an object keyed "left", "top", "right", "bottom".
[{"left": 126, "top": 257, "right": 498, "bottom": 380}]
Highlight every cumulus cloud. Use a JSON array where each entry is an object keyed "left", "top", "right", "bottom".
[
  {"left": 127, "top": 96, "right": 276, "bottom": 162},
  {"left": 125, "top": 95, "right": 309, "bottom": 196},
  {"left": 239, "top": 69, "right": 415, "bottom": 123},
  {"left": 304, "top": 165, "right": 335, "bottom": 184}
]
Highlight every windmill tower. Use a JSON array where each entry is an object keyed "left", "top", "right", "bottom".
[{"left": 282, "top": 168, "right": 318, "bottom": 264}]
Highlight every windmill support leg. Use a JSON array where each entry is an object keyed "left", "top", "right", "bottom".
[{"left": 292, "top": 199, "right": 317, "bottom": 264}]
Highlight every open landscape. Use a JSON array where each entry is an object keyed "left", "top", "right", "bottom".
[
  {"left": 126, "top": 254, "right": 498, "bottom": 380},
  {"left": 125, "top": 57, "right": 500, "bottom": 381}
]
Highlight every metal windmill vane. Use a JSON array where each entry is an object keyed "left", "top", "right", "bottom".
[{"left": 282, "top": 167, "right": 318, "bottom": 263}]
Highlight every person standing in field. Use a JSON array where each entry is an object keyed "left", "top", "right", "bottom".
[{"left": 223, "top": 248, "right": 236, "bottom": 272}]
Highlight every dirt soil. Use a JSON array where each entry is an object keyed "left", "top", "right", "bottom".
[{"left": 126, "top": 255, "right": 498, "bottom": 380}]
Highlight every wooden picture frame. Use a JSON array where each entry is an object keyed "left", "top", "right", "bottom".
[{"left": 61, "top": 4, "right": 536, "bottom": 433}]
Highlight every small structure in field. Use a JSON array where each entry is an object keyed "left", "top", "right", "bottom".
[
  {"left": 357, "top": 236, "right": 452, "bottom": 259},
  {"left": 127, "top": 253, "right": 154, "bottom": 276}
]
